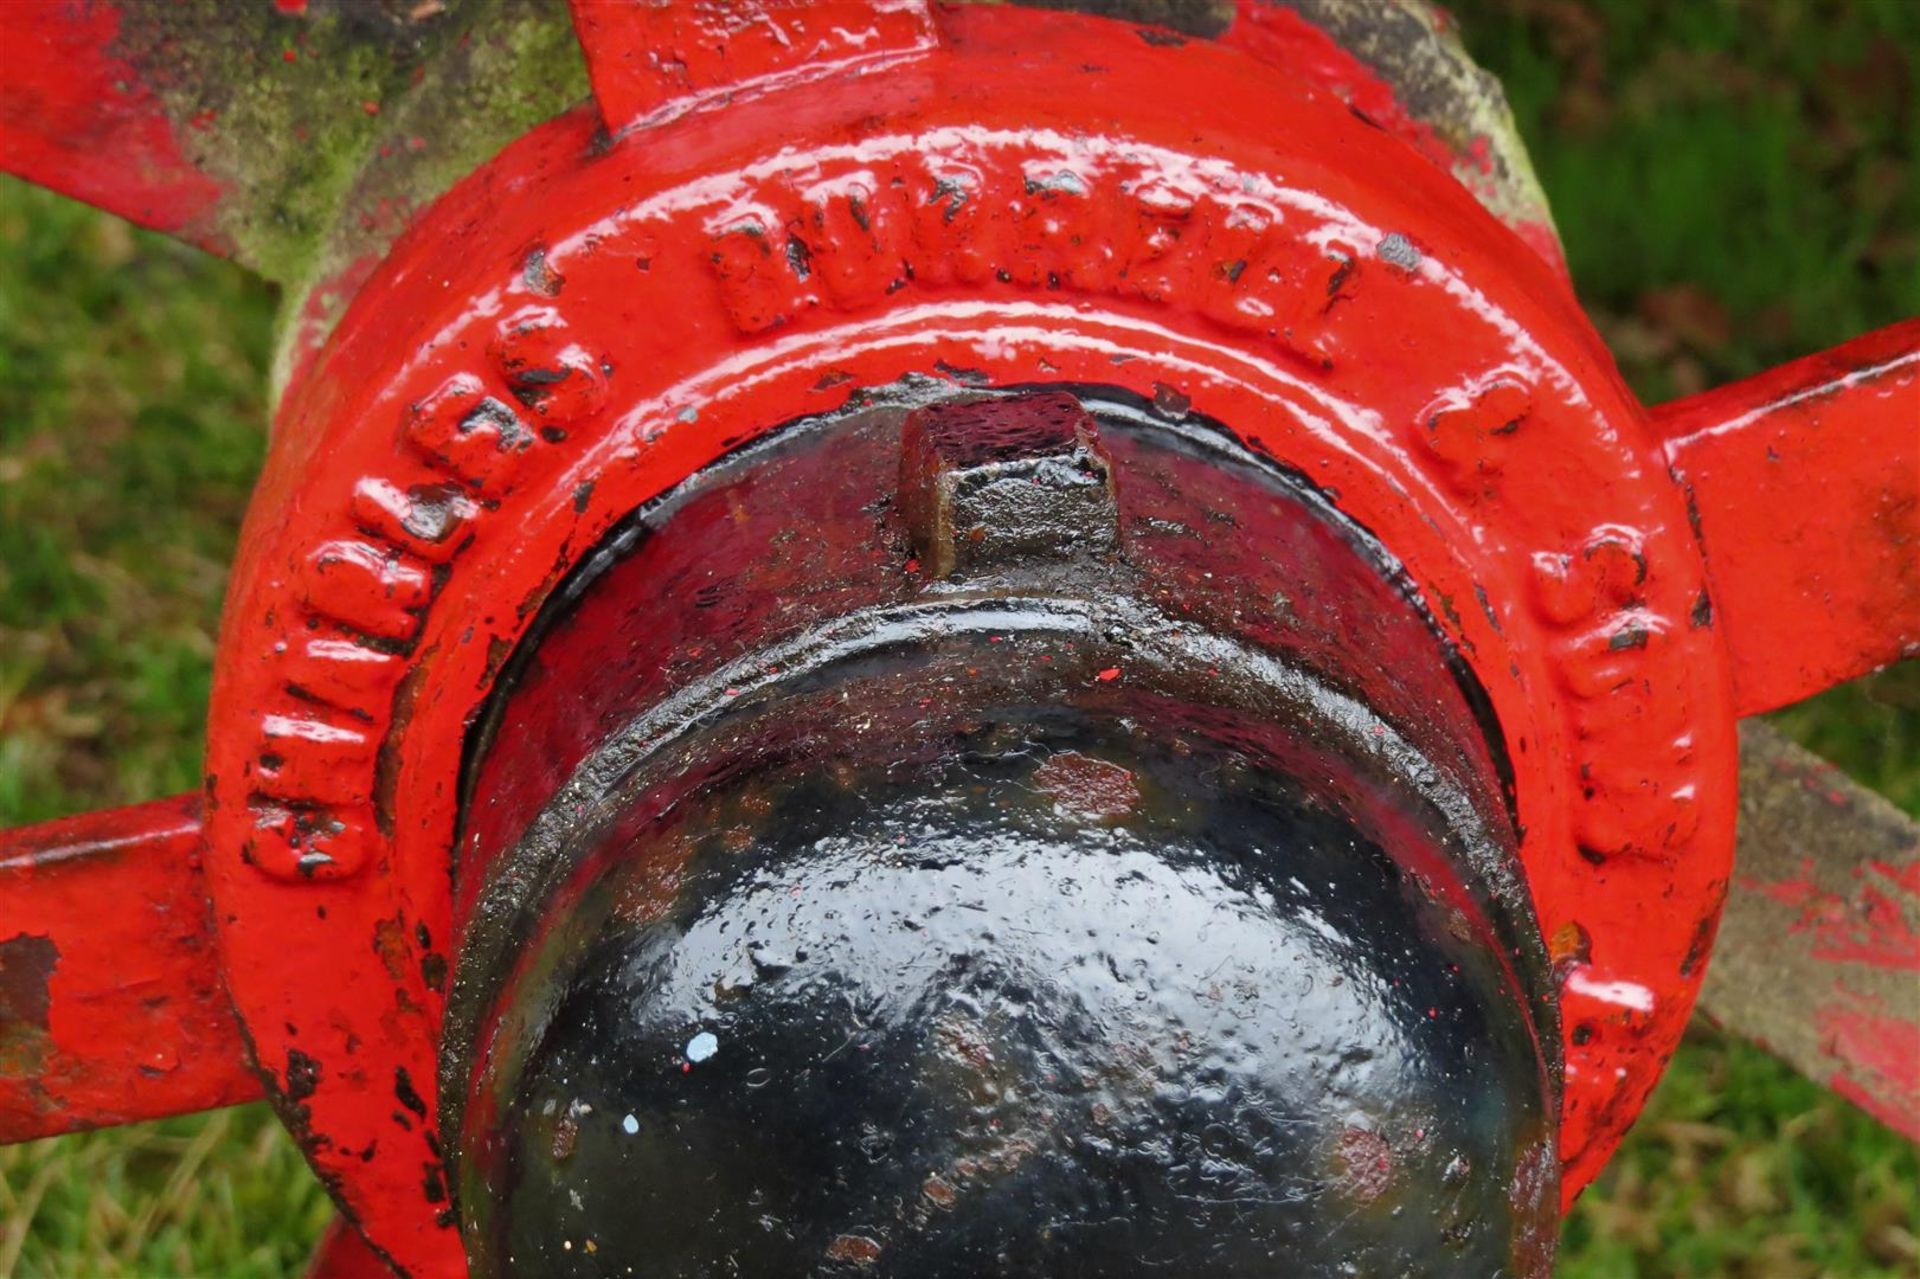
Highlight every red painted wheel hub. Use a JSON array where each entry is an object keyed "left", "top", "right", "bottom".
[{"left": 1, "top": 3, "right": 1914, "bottom": 1277}]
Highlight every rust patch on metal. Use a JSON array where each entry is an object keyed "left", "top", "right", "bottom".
[
  {"left": 373, "top": 658, "right": 432, "bottom": 838},
  {"left": 0, "top": 934, "right": 59, "bottom": 1074},
  {"left": 1335, "top": 1124, "right": 1394, "bottom": 1203},
  {"left": 373, "top": 916, "right": 413, "bottom": 984},
  {"left": 825, "top": 1233, "right": 884, "bottom": 1267},
  {"left": 286, "top": 1047, "right": 323, "bottom": 1103},
  {"left": 1033, "top": 750, "right": 1140, "bottom": 821}
]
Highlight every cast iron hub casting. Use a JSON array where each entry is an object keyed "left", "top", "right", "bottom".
[
  {"left": 2, "top": 5, "right": 1913, "bottom": 1277},
  {"left": 443, "top": 389, "right": 1559, "bottom": 1276}
]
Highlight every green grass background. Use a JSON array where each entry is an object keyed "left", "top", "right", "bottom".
[{"left": 0, "top": 0, "right": 1914, "bottom": 1274}]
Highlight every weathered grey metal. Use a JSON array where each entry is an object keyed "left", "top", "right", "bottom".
[
  {"left": 898, "top": 392, "right": 1118, "bottom": 579},
  {"left": 1698, "top": 721, "right": 1920, "bottom": 1139},
  {"left": 1270, "top": 0, "right": 1560, "bottom": 256}
]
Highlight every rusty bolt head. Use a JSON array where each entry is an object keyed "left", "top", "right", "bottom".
[{"left": 898, "top": 392, "right": 1116, "bottom": 578}]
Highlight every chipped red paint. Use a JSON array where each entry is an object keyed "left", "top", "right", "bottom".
[
  {"left": 1748, "top": 857, "right": 1920, "bottom": 972},
  {"left": 0, "top": 0, "right": 227, "bottom": 251},
  {"left": 0, "top": 796, "right": 259, "bottom": 1142},
  {"left": 1221, "top": 6, "right": 1462, "bottom": 176},
  {"left": 1701, "top": 723, "right": 1920, "bottom": 1145},
  {"left": 1817, "top": 989, "right": 1920, "bottom": 1140},
  {"left": 0, "top": 1, "right": 1912, "bottom": 1271},
  {"left": 1217, "top": 0, "right": 1568, "bottom": 277},
  {"left": 1659, "top": 319, "right": 1920, "bottom": 716}
]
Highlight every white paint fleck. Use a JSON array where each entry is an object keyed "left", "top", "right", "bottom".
[
  {"left": 1565, "top": 971, "right": 1657, "bottom": 1015},
  {"left": 686, "top": 1030, "right": 720, "bottom": 1064}
]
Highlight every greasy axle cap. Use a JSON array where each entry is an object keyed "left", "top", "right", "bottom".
[{"left": 442, "top": 390, "right": 1560, "bottom": 1277}]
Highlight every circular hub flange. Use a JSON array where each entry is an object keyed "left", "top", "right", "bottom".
[{"left": 199, "top": 8, "right": 1735, "bottom": 1270}]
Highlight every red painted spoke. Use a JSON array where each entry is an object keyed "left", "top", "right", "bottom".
[
  {"left": 0, "top": 796, "right": 261, "bottom": 1143},
  {"left": 1658, "top": 319, "right": 1920, "bottom": 716},
  {"left": 0, "top": 2, "right": 228, "bottom": 255},
  {"left": 1701, "top": 724, "right": 1920, "bottom": 1139}
]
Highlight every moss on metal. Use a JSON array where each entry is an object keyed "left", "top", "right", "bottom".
[
  {"left": 108, "top": 0, "right": 587, "bottom": 390},
  {"left": 104, "top": 0, "right": 1555, "bottom": 392}
]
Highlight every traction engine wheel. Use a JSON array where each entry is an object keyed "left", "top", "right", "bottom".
[{"left": 0, "top": 3, "right": 1913, "bottom": 1276}]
